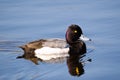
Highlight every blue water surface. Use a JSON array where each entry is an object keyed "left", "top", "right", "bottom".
[{"left": 0, "top": 0, "right": 120, "bottom": 80}]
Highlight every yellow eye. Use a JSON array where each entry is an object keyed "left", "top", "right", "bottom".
[{"left": 74, "top": 30, "right": 77, "bottom": 33}]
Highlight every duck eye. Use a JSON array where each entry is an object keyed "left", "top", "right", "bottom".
[{"left": 74, "top": 30, "right": 77, "bottom": 33}]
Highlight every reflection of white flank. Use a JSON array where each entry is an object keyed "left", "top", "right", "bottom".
[{"left": 35, "top": 47, "right": 69, "bottom": 60}]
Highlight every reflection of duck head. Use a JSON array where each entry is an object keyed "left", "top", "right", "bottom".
[{"left": 67, "top": 56, "right": 84, "bottom": 76}]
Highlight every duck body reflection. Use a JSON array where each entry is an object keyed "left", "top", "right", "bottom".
[{"left": 67, "top": 55, "right": 84, "bottom": 76}]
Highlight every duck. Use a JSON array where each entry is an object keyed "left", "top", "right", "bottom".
[{"left": 17, "top": 24, "right": 91, "bottom": 64}]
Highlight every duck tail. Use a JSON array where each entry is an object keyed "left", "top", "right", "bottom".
[
  {"left": 17, "top": 45, "right": 28, "bottom": 59},
  {"left": 19, "top": 45, "right": 26, "bottom": 50}
]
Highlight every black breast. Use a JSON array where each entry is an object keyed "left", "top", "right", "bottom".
[{"left": 68, "top": 40, "right": 86, "bottom": 56}]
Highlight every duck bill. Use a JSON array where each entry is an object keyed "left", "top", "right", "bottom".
[{"left": 80, "top": 34, "right": 91, "bottom": 41}]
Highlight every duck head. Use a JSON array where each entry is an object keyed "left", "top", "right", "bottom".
[
  {"left": 66, "top": 24, "right": 82, "bottom": 44},
  {"left": 66, "top": 24, "right": 91, "bottom": 44}
]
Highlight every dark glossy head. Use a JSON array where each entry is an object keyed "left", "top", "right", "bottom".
[{"left": 66, "top": 24, "right": 83, "bottom": 44}]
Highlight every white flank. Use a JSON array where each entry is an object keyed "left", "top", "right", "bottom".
[{"left": 35, "top": 47, "right": 69, "bottom": 60}]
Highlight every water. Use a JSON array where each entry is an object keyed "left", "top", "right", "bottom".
[{"left": 0, "top": 0, "right": 120, "bottom": 80}]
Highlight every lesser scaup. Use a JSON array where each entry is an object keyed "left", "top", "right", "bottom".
[{"left": 17, "top": 24, "right": 91, "bottom": 64}]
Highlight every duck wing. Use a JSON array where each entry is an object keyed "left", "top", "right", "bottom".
[{"left": 42, "top": 38, "right": 67, "bottom": 48}]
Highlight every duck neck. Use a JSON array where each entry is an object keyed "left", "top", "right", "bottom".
[{"left": 67, "top": 40, "right": 79, "bottom": 45}]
